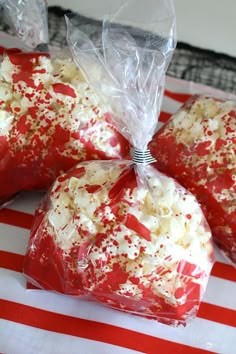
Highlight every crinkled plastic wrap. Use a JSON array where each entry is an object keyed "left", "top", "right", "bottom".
[
  {"left": 24, "top": 0, "right": 214, "bottom": 326},
  {"left": 149, "top": 95, "right": 236, "bottom": 264},
  {"left": 0, "top": 2, "right": 129, "bottom": 205},
  {"left": 0, "top": 0, "right": 48, "bottom": 51}
]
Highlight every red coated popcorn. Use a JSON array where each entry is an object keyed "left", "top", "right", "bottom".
[
  {"left": 0, "top": 46, "right": 22, "bottom": 56},
  {"left": 24, "top": 160, "right": 214, "bottom": 325},
  {"left": 0, "top": 51, "right": 128, "bottom": 204},
  {"left": 150, "top": 96, "right": 236, "bottom": 263}
]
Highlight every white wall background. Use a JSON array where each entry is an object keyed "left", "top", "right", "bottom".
[{"left": 48, "top": 0, "right": 236, "bottom": 57}]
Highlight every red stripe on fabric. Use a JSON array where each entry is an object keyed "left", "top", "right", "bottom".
[
  {"left": 1, "top": 251, "right": 235, "bottom": 327},
  {"left": 0, "top": 208, "right": 33, "bottom": 229},
  {"left": 165, "top": 90, "right": 192, "bottom": 103},
  {"left": 198, "top": 302, "right": 236, "bottom": 328},
  {"left": 0, "top": 250, "right": 24, "bottom": 273},
  {"left": 211, "top": 262, "right": 236, "bottom": 282},
  {"left": 0, "top": 299, "right": 213, "bottom": 354},
  {"left": 159, "top": 111, "right": 172, "bottom": 123}
]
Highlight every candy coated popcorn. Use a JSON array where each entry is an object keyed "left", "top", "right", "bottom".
[
  {"left": 24, "top": 160, "right": 213, "bottom": 326},
  {"left": 0, "top": 50, "right": 129, "bottom": 204},
  {"left": 150, "top": 96, "right": 236, "bottom": 263}
]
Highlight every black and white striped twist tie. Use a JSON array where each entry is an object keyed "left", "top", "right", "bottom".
[{"left": 131, "top": 149, "right": 157, "bottom": 164}]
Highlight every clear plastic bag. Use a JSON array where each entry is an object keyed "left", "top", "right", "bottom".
[
  {"left": 0, "top": 0, "right": 48, "bottom": 51},
  {"left": 0, "top": 1, "right": 129, "bottom": 206},
  {"left": 24, "top": 0, "right": 214, "bottom": 326},
  {"left": 149, "top": 95, "right": 236, "bottom": 264}
]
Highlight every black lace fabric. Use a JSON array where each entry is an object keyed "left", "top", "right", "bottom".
[{"left": 1, "top": 6, "right": 236, "bottom": 94}]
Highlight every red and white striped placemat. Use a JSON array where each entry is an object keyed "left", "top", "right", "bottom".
[{"left": 0, "top": 76, "right": 236, "bottom": 354}]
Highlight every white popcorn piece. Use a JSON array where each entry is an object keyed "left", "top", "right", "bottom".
[{"left": 0, "top": 110, "right": 14, "bottom": 136}]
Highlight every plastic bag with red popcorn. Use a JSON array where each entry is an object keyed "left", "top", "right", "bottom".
[
  {"left": 149, "top": 95, "right": 236, "bottom": 264},
  {"left": 0, "top": 0, "right": 129, "bottom": 206},
  {"left": 24, "top": 0, "right": 214, "bottom": 326}
]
